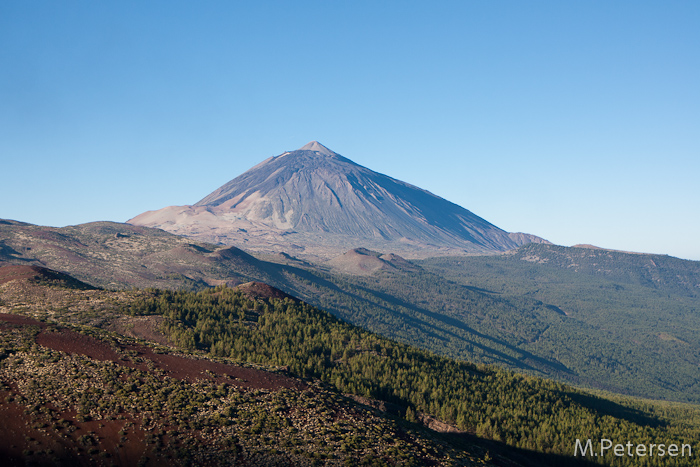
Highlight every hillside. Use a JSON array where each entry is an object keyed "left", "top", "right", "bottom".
[
  {"left": 0, "top": 273, "right": 499, "bottom": 466},
  {"left": 0, "top": 220, "right": 273, "bottom": 290},
  {"left": 0, "top": 264, "right": 96, "bottom": 289},
  {"left": 2, "top": 269, "right": 698, "bottom": 466},
  {"left": 128, "top": 142, "right": 547, "bottom": 259},
  {"left": 3, "top": 220, "right": 700, "bottom": 404},
  {"left": 417, "top": 244, "right": 700, "bottom": 401},
  {"left": 507, "top": 243, "right": 700, "bottom": 297}
]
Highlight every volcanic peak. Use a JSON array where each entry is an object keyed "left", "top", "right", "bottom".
[
  {"left": 299, "top": 141, "right": 337, "bottom": 156},
  {"left": 129, "top": 142, "right": 548, "bottom": 259}
]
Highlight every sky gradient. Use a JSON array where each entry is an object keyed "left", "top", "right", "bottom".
[{"left": 2, "top": 1, "right": 699, "bottom": 260}]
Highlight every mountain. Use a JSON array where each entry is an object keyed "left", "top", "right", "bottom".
[{"left": 128, "top": 141, "right": 547, "bottom": 259}]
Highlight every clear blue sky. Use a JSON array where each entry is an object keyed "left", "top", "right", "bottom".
[{"left": 2, "top": 1, "right": 699, "bottom": 260}]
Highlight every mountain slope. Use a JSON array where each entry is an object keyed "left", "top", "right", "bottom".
[
  {"left": 129, "top": 141, "right": 547, "bottom": 259},
  {"left": 417, "top": 245, "right": 700, "bottom": 402},
  {"left": 0, "top": 220, "right": 276, "bottom": 290},
  {"left": 3, "top": 272, "right": 696, "bottom": 467},
  {"left": 0, "top": 278, "right": 500, "bottom": 467},
  {"left": 4, "top": 219, "right": 700, "bottom": 402}
]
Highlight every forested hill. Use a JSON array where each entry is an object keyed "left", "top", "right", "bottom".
[
  {"left": 4, "top": 220, "right": 700, "bottom": 403},
  {"left": 3, "top": 260, "right": 700, "bottom": 465},
  {"left": 120, "top": 285, "right": 700, "bottom": 466},
  {"left": 416, "top": 245, "right": 700, "bottom": 403},
  {"left": 1, "top": 275, "right": 504, "bottom": 466},
  {"left": 506, "top": 243, "right": 700, "bottom": 296}
]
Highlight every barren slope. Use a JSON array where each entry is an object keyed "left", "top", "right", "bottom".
[{"left": 129, "top": 142, "right": 547, "bottom": 259}]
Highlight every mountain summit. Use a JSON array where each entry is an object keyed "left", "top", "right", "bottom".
[
  {"left": 129, "top": 142, "right": 546, "bottom": 259},
  {"left": 298, "top": 140, "right": 338, "bottom": 155}
]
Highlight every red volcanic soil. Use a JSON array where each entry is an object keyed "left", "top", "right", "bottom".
[
  {"left": 0, "top": 265, "right": 53, "bottom": 284},
  {"left": 0, "top": 313, "right": 306, "bottom": 465},
  {"left": 235, "top": 281, "right": 295, "bottom": 300},
  {"left": 128, "top": 344, "right": 302, "bottom": 389},
  {"left": 0, "top": 313, "right": 46, "bottom": 327},
  {"left": 0, "top": 391, "right": 152, "bottom": 467},
  {"left": 0, "top": 264, "right": 94, "bottom": 289},
  {"left": 36, "top": 327, "right": 124, "bottom": 362},
  {"left": 1, "top": 313, "right": 304, "bottom": 391}
]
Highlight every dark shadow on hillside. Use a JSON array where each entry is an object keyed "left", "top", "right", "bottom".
[
  {"left": 544, "top": 303, "right": 567, "bottom": 316},
  {"left": 566, "top": 391, "right": 667, "bottom": 429},
  {"left": 0, "top": 242, "right": 34, "bottom": 263},
  {"left": 462, "top": 284, "right": 501, "bottom": 295},
  {"left": 269, "top": 265, "right": 485, "bottom": 348},
  {"left": 344, "top": 278, "right": 574, "bottom": 376},
  {"left": 441, "top": 431, "right": 603, "bottom": 467},
  {"left": 266, "top": 262, "right": 586, "bottom": 379},
  {"left": 274, "top": 265, "right": 515, "bottom": 370},
  {"left": 233, "top": 261, "right": 673, "bottom": 432}
]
